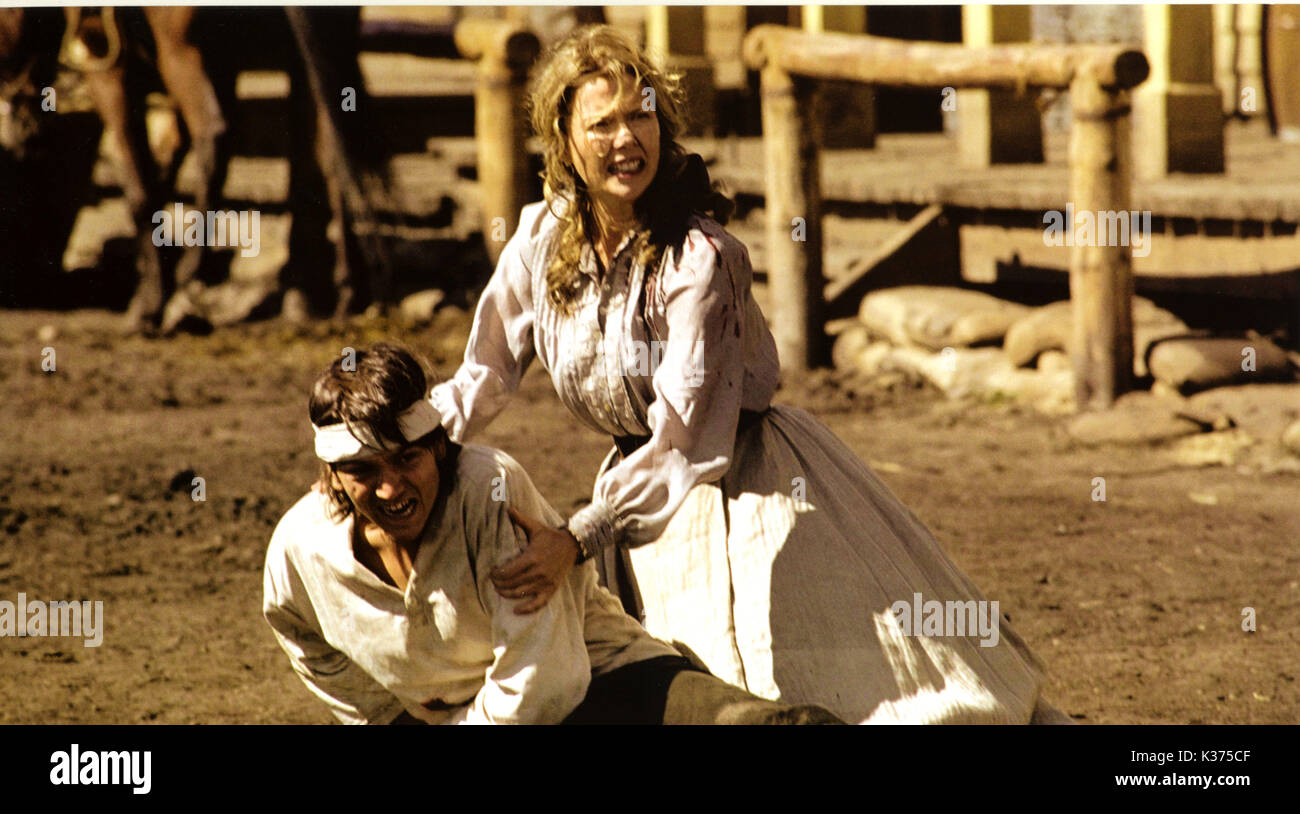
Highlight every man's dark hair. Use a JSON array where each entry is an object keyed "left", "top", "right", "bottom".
[{"left": 308, "top": 343, "right": 460, "bottom": 521}]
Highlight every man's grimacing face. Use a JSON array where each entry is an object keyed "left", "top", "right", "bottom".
[{"left": 331, "top": 438, "right": 443, "bottom": 546}]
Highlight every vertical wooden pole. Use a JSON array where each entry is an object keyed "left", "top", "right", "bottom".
[
  {"left": 644, "top": 6, "right": 714, "bottom": 135},
  {"left": 705, "top": 5, "right": 747, "bottom": 91},
  {"left": 958, "top": 5, "right": 1042, "bottom": 166},
  {"left": 1212, "top": 4, "right": 1238, "bottom": 114},
  {"left": 1133, "top": 4, "right": 1224, "bottom": 178},
  {"left": 644, "top": 6, "right": 669, "bottom": 65},
  {"left": 1068, "top": 76, "right": 1134, "bottom": 410},
  {"left": 466, "top": 35, "right": 533, "bottom": 264},
  {"left": 760, "top": 64, "right": 824, "bottom": 370},
  {"left": 1234, "top": 5, "right": 1267, "bottom": 118},
  {"left": 1267, "top": 5, "right": 1300, "bottom": 139},
  {"left": 802, "top": 5, "right": 874, "bottom": 149},
  {"left": 603, "top": 6, "right": 646, "bottom": 47}
]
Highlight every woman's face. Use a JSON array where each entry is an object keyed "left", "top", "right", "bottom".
[{"left": 566, "top": 73, "right": 660, "bottom": 227}]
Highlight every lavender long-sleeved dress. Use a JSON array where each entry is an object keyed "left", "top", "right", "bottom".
[{"left": 430, "top": 198, "right": 1060, "bottom": 723}]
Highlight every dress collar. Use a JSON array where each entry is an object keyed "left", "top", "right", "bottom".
[{"left": 581, "top": 230, "right": 639, "bottom": 282}]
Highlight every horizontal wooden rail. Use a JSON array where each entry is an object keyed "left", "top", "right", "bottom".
[
  {"left": 358, "top": 20, "right": 459, "bottom": 58},
  {"left": 454, "top": 18, "right": 541, "bottom": 71},
  {"left": 743, "top": 25, "right": 1149, "bottom": 90}
]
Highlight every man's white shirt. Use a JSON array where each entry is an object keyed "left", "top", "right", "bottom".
[{"left": 263, "top": 444, "right": 679, "bottom": 724}]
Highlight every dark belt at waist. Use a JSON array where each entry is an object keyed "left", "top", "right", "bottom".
[{"left": 612, "top": 408, "right": 767, "bottom": 459}]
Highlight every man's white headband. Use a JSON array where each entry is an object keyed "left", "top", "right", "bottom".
[{"left": 313, "top": 398, "right": 443, "bottom": 463}]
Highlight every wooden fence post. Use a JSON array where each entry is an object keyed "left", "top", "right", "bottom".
[
  {"left": 760, "top": 64, "right": 825, "bottom": 370},
  {"left": 1068, "top": 76, "right": 1135, "bottom": 409},
  {"left": 455, "top": 20, "right": 539, "bottom": 263}
]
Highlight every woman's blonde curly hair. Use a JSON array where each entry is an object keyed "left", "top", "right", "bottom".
[{"left": 528, "top": 24, "right": 733, "bottom": 313}]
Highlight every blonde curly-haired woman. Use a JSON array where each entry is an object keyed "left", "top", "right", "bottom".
[{"left": 428, "top": 24, "right": 1069, "bottom": 724}]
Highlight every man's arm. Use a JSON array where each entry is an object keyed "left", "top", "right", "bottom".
[
  {"left": 263, "top": 544, "right": 406, "bottom": 725},
  {"left": 451, "top": 454, "right": 593, "bottom": 724}
]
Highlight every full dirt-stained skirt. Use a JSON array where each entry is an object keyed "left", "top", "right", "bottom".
[{"left": 597, "top": 405, "right": 1054, "bottom": 724}]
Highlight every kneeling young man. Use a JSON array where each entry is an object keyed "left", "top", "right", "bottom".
[{"left": 263, "top": 343, "right": 842, "bottom": 725}]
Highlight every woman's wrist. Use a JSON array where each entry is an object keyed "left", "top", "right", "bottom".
[
  {"left": 566, "top": 528, "right": 591, "bottom": 564},
  {"left": 566, "top": 500, "right": 618, "bottom": 559}
]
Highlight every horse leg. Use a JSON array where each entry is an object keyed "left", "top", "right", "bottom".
[
  {"left": 309, "top": 8, "right": 367, "bottom": 318},
  {"left": 277, "top": 52, "right": 326, "bottom": 323},
  {"left": 83, "top": 62, "right": 164, "bottom": 331},
  {"left": 285, "top": 7, "right": 373, "bottom": 320},
  {"left": 144, "top": 7, "right": 228, "bottom": 289},
  {"left": 281, "top": 33, "right": 358, "bottom": 323},
  {"left": 279, "top": 96, "right": 356, "bottom": 322},
  {"left": 314, "top": 102, "right": 355, "bottom": 319}
]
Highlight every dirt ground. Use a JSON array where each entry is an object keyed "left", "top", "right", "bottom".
[{"left": 0, "top": 306, "right": 1295, "bottom": 724}]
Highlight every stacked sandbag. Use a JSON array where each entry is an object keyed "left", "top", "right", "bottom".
[
  {"left": 832, "top": 287, "right": 1072, "bottom": 412},
  {"left": 1002, "top": 296, "right": 1188, "bottom": 377},
  {"left": 1146, "top": 336, "right": 1293, "bottom": 392},
  {"left": 829, "top": 285, "right": 1297, "bottom": 427},
  {"left": 856, "top": 286, "right": 1031, "bottom": 351}
]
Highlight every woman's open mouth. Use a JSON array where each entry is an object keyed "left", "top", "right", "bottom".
[{"left": 608, "top": 157, "right": 645, "bottom": 178}]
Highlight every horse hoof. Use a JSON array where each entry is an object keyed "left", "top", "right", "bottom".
[
  {"left": 332, "top": 286, "right": 355, "bottom": 320},
  {"left": 174, "top": 248, "right": 203, "bottom": 288},
  {"left": 121, "top": 312, "right": 158, "bottom": 337},
  {"left": 123, "top": 300, "right": 161, "bottom": 336},
  {"left": 160, "top": 290, "right": 213, "bottom": 336},
  {"left": 280, "top": 288, "right": 311, "bottom": 324}
]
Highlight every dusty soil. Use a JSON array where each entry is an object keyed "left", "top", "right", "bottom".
[{"left": 0, "top": 306, "right": 1295, "bottom": 724}]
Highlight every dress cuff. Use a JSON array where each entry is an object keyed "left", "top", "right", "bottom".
[
  {"left": 566, "top": 500, "right": 620, "bottom": 555},
  {"left": 427, "top": 386, "right": 461, "bottom": 443}
]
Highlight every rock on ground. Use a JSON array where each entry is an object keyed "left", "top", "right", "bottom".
[
  {"left": 1037, "top": 349, "right": 1071, "bottom": 375},
  {"left": 1066, "top": 392, "right": 1205, "bottom": 446},
  {"left": 1166, "top": 428, "right": 1258, "bottom": 467},
  {"left": 1183, "top": 382, "right": 1300, "bottom": 442},
  {"left": 161, "top": 279, "right": 279, "bottom": 334},
  {"left": 399, "top": 288, "right": 446, "bottom": 327},
  {"left": 1283, "top": 420, "right": 1300, "bottom": 455},
  {"left": 831, "top": 324, "right": 872, "bottom": 371}
]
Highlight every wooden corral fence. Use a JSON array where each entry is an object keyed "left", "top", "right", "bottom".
[
  {"left": 359, "top": 14, "right": 539, "bottom": 263},
  {"left": 742, "top": 25, "right": 1151, "bottom": 411}
]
